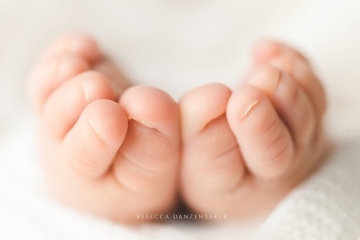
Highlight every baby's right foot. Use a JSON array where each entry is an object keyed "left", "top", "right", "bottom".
[
  {"left": 28, "top": 34, "right": 180, "bottom": 223},
  {"left": 180, "top": 41, "right": 327, "bottom": 220}
]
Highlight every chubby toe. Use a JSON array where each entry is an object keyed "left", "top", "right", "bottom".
[
  {"left": 227, "top": 85, "right": 294, "bottom": 179},
  {"left": 62, "top": 99, "right": 128, "bottom": 179}
]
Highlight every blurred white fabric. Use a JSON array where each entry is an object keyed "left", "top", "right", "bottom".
[{"left": 1, "top": 0, "right": 360, "bottom": 239}]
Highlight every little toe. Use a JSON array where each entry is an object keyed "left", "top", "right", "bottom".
[
  {"left": 42, "top": 33, "right": 101, "bottom": 62},
  {"left": 269, "top": 54, "right": 326, "bottom": 119},
  {"left": 42, "top": 71, "right": 116, "bottom": 139},
  {"left": 179, "top": 83, "right": 245, "bottom": 213},
  {"left": 29, "top": 34, "right": 103, "bottom": 112},
  {"left": 227, "top": 85, "right": 294, "bottom": 180},
  {"left": 113, "top": 86, "right": 180, "bottom": 206},
  {"left": 252, "top": 40, "right": 282, "bottom": 64},
  {"left": 255, "top": 41, "right": 327, "bottom": 118},
  {"left": 253, "top": 40, "right": 307, "bottom": 64}
]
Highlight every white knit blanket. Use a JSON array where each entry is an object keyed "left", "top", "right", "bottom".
[{"left": 1, "top": 0, "right": 360, "bottom": 239}]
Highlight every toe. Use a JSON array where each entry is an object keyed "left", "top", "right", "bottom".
[
  {"left": 42, "top": 71, "right": 116, "bottom": 139},
  {"left": 269, "top": 55, "right": 326, "bottom": 119},
  {"left": 62, "top": 99, "right": 128, "bottom": 179},
  {"left": 28, "top": 33, "right": 102, "bottom": 112},
  {"left": 42, "top": 33, "right": 101, "bottom": 62},
  {"left": 252, "top": 40, "right": 282, "bottom": 64},
  {"left": 179, "top": 83, "right": 245, "bottom": 213},
  {"left": 93, "top": 56, "right": 131, "bottom": 97},
  {"left": 113, "top": 86, "right": 180, "bottom": 199},
  {"left": 227, "top": 85, "right": 294, "bottom": 179},
  {"left": 253, "top": 40, "right": 307, "bottom": 64},
  {"left": 253, "top": 40, "right": 326, "bottom": 118},
  {"left": 246, "top": 65, "right": 317, "bottom": 148},
  {"left": 29, "top": 54, "right": 91, "bottom": 112}
]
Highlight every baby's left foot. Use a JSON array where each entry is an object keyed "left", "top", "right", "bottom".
[
  {"left": 180, "top": 41, "right": 328, "bottom": 219},
  {"left": 28, "top": 34, "right": 180, "bottom": 224}
]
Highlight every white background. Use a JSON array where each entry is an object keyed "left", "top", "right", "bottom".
[{"left": 1, "top": 0, "right": 360, "bottom": 239}]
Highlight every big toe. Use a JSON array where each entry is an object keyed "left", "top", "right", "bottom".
[
  {"left": 112, "top": 86, "right": 180, "bottom": 212},
  {"left": 180, "top": 83, "right": 245, "bottom": 214}
]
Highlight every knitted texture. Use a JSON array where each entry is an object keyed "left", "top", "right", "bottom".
[{"left": 253, "top": 140, "right": 360, "bottom": 240}]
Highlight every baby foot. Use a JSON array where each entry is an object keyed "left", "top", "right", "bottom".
[
  {"left": 179, "top": 41, "right": 327, "bottom": 220},
  {"left": 28, "top": 34, "right": 180, "bottom": 223}
]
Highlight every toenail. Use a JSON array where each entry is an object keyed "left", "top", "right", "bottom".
[
  {"left": 55, "top": 57, "right": 69, "bottom": 79},
  {"left": 293, "top": 60, "right": 309, "bottom": 80},
  {"left": 88, "top": 118, "right": 114, "bottom": 146},
  {"left": 80, "top": 79, "right": 90, "bottom": 100},
  {"left": 243, "top": 100, "right": 260, "bottom": 119},
  {"left": 248, "top": 68, "right": 281, "bottom": 93},
  {"left": 69, "top": 36, "right": 85, "bottom": 52},
  {"left": 202, "top": 112, "right": 226, "bottom": 133},
  {"left": 128, "top": 117, "right": 154, "bottom": 128},
  {"left": 255, "top": 41, "right": 281, "bottom": 59}
]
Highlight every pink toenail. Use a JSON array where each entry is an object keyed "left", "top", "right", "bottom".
[
  {"left": 293, "top": 60, "right": 309, "bottom": 80},
  {"left": 128, "top": 117, "right": 154, "bottom": 128},
  {"left": 248, "top": 67, "right": 281, "bottom": 93},
  {"left": 80, "top": 79, "right": 90, "bottom": 100},
  {"left": 243, "top": 100, "right": 260, "bottom": 119}
]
